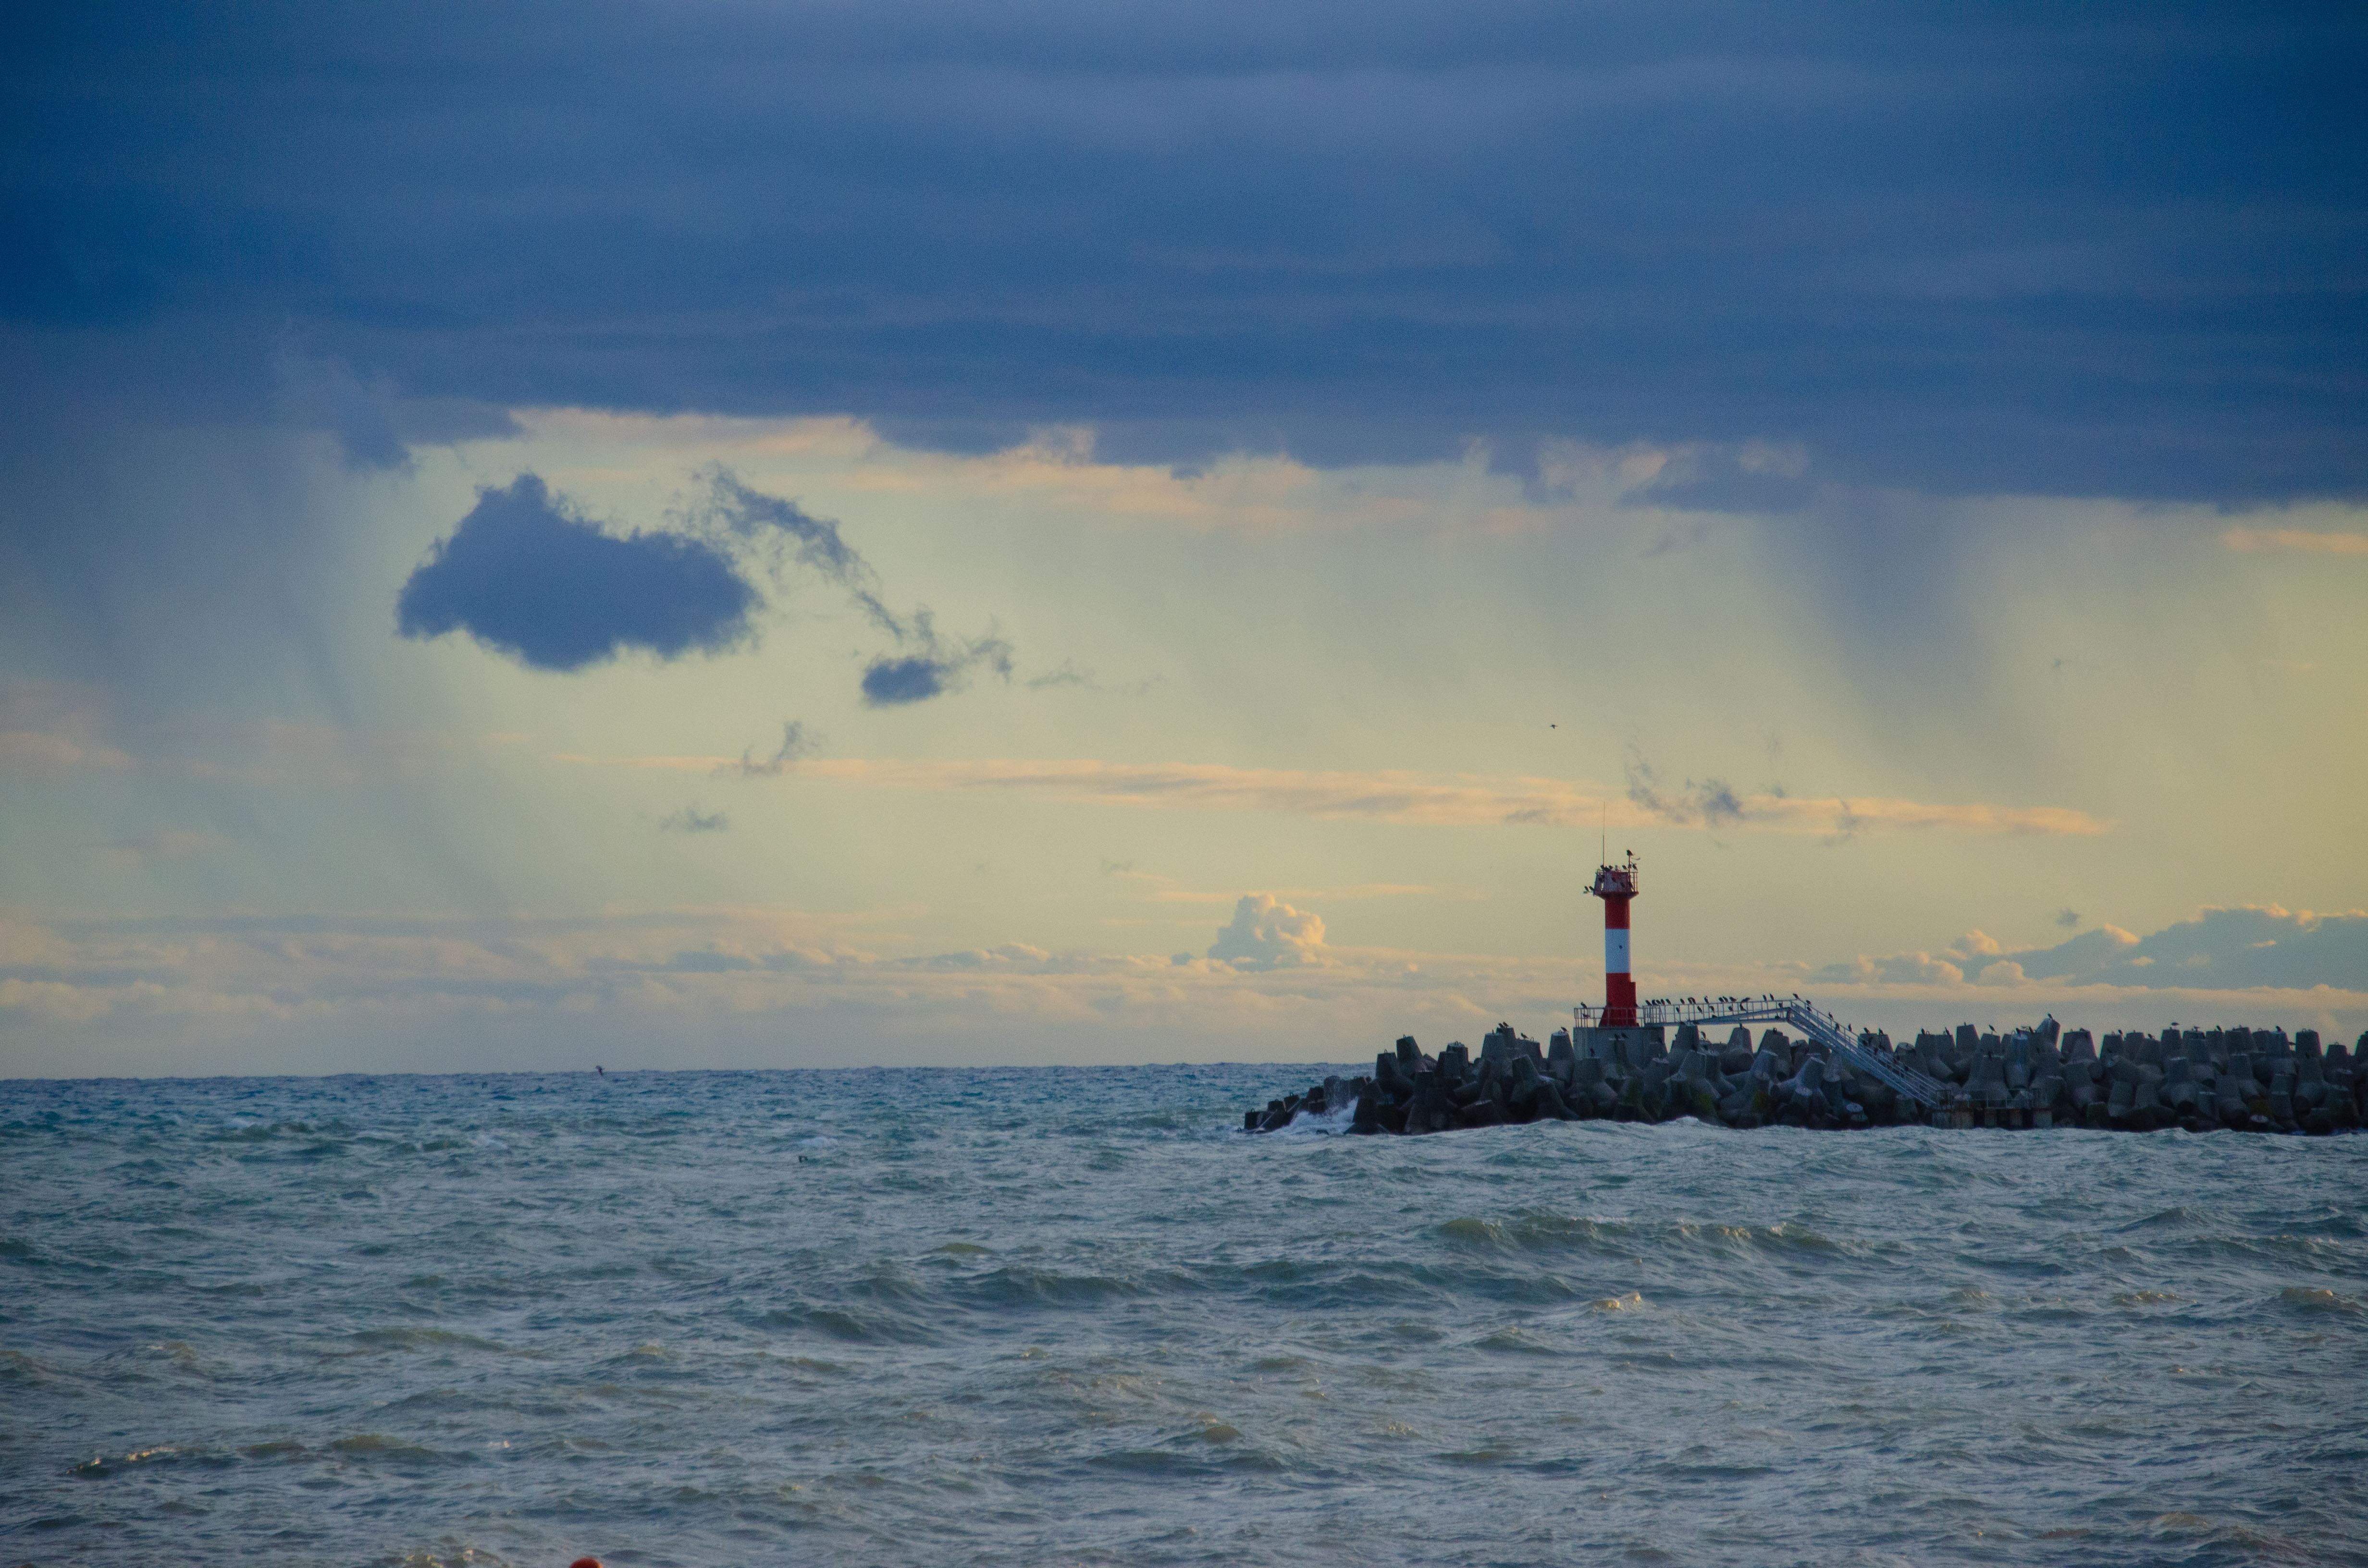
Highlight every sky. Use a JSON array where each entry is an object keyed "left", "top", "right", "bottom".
[{"left": 2, "top": 1, "right": 2364, "bottom": 1077}]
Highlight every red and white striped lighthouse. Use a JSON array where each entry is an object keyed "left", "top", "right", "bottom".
[{"left": 1588, "top": 851, "right": 1639, "bottom": 1027}]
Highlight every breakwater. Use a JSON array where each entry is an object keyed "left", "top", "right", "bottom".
[{"left": 1246, "top": 1020, "right": 2367, "bottom": 1135}]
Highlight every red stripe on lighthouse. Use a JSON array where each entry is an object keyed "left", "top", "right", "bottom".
[{"left": 1605, "top": 894, "right": 1636, "bottom": 1026}]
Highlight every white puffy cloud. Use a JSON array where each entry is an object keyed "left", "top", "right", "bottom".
[{"left": 1205, "top": 894, "right": 1328, "bottom": 971}]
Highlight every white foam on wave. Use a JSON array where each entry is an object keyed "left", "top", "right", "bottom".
[{"left": 1269, "top": 1098, "right": 1361, "bottom": 1138}]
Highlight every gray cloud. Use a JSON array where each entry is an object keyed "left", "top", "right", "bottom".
[
  {"left": 395, "top": 467, "right": 1015, "bottom": 700},
  {"left": 694, "top": 467, "right": 1016, "bottom": 705},
  {"left": 1026, "top": 661, "right": 1094, "bottom": 690},
  {"left": 1819, "top": 906, "right": 2368, "bottom": 993},
  {"left": 691, "top": 468, "right": 882, "bottom": 623},
  {"left": 2010, "top": 907, "right": 2368, "bottom": 992},
  {"left": 396, "top": 476, "right": 758, "bottom": 672},
  {"left": 724, "top": 721, "right": 823, "bottom": 778},
  {"left": 271, "top": 337, "right": 408, "bottom": 471},
  {"left": 859, "top": 611, "right": 1015, "bottom": 707},
  {"left": 5, "top": 2, "right": 2361, "bottom": 500},
  {"left": 659, "top": 806, "right": 728, "bottom": 834},
  {"left": 1624, "top": 749, "right": 1745, "bottom": 828}
]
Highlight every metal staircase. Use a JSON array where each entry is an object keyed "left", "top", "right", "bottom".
[{"left": 1575, "top": 994, "right": 1953, "bottom": 1110}]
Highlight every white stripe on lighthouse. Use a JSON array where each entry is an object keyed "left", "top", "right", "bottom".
[{"left": 1604, "top": 928, "right": 1630, "bottom": 974}]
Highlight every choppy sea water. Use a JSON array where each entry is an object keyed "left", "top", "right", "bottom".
[{"left": 4, "top": 1067, "right": 2366, "bottom": 1568}]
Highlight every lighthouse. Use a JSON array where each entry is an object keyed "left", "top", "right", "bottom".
[{"left": 1588, "top": 851, "right": 1639, "bottom": 1027}]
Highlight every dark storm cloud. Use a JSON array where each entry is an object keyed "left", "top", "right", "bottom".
[
  {"left": 4, "top": 0, "right": 2363, "bottom": 498},
  {"left": 395, "top": 476, "right": 757, "bottom": 671}
]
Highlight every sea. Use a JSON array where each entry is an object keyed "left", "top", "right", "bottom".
[{"left": 4, "top": 1065, "right": 2365, "bottom": 1567}]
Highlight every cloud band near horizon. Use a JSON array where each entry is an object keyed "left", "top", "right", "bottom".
[
  {"left": 2, "top": 900, "right": 2357, "bottom": 1079},
  {"left": 551, "top": 753, "right": 2109, "bottom": 837}
]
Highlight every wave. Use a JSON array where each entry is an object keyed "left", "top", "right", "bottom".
[
  {"left": 751, "top": 1302, "right": 936, "bottom": 1345},
  {"left": 1434, "top": 1211, "right": 1850, "bottom": 1261},
  {"left": 2279, "top": 1285, "right": 2363, "bottom": 1315},
  {"left": 324, "top": 1433, "right": 478, "bottom": 1467},
  {"left": 343, "top": 1327, "right": 517, "bottom": 1356}
]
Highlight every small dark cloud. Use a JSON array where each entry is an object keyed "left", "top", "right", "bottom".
[
  {"left": 660, "top": 806, "right": 728, "bottom": 834},
  {"left": 723, "top": 720, "right": 822, "bottom": 778},
  {"left": 696, "top": 466, "right": 1017, "bottom": 707},
  {"left": 396, "top": 475, "right": 757, "bottom": 672},
  {"left": 692, "top": 467, "right": 876, "bottom": 610},
  {"left": 1624, "top": 748, "right": 1745, "bottom": 828},
  {"left": 860, "top": 613, "right": 1015, "bottom": 707},
  {"left": 1638, "top": 517, "right": 1720, "bottom": 559},
  {"left": 2055, "top": 907, "right": 2082, "bottom": 929},
  {"left": 1697, "top": 781, "right": 1743, "bottom": 824},
  {"left": 1024, "top": 662, "right": 1163, "bottom": 697},
  {"left": 395, "top": 466, "right": 1015, "bottom": 697},
  {"left": 863, "top": 657, "right": 951, "bottom": 706},
  {"left": 1027, "top": 660, "right": 1095, "bottom": 689}
]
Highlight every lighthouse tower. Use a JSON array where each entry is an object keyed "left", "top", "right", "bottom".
[{"left": 1588, "top": 851, "right": 1639, "bottom": 1027}]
